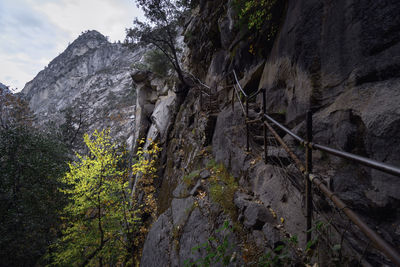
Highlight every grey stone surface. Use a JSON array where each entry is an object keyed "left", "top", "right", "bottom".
[
  {"left": 19, "top": 1, "right": 393, "bottom": 266},
  {"left": 212, "top": 104, "right": 250, "bottom": 178},
  {"left": 141, "top": 210, "right": 173, "bottom": 267},
  {"left": 243, "top": 202, "right": 274, "bottom": 230},
  {"left": 234, "top": 192, "right": 253, "bottom": 212},
  {"left": 171, "top": 197, "right": 194, "bottom": 226},
  {"left": 199, "top": 169, "right": 211, "bottom": 179},
  {"left": 21, "top": 30, "right": 139, "bottom": 147},
  {"left": 0, "top": 82, "right": 10, "bottom": 93},
  {"left": 177, "top": 208, "right": 210, "bottom": 266},
  {"left": 131, "top": 70, "right": 150, "bottom": 83}
]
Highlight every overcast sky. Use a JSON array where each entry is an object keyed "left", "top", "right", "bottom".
[{"left": 0, "top": 0, "right": 143, "bottom": 91}]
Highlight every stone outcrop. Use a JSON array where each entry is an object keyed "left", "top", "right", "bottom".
[
  {"left": 140, "top": 1, "right": 400, "bottom": 266},
  {"left": 15, "top": 1, "right": 400, "bottom": 266},
  {"left": 0, "top": 82, "right": 10, "bottom": 93},
  {"left": 257, "top": 0, "right": 400, "bottom": 214},
  {"left": 21, "top": 30, "right": 140, "bottom": 146}
]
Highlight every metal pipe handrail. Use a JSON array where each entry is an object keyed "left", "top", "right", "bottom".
[
  {"left": 248, "top": 88, "right": 263, "bottom": 100},
  {"left": 199, "top": 88, "right": 211, "bottom": 96},
  {"left": 229, "top": 70, "right": 400, "bottom": 263},
  {"left": 230, "top": 69, "right": 400, "bottom": 264},
  {"left": 312, "top": 144, "right": 400, "bottom": 177},
  {"left": 263, "top": 113, "right": 304, "bottom": 143},
  {"left": 233, "top": 84, "right": 246, "bottom": 115},
  {"left": 264, "top": 120, "right": 306, "bottom": 173},
  {"left": 232, "top": 70, "right": 248, "bottom": 97},
  {"left": 263, "top": 113, "right": 400, "bottom": 177},
  {"left": 265, "top": 119, "right": 400, "bottom": 265},
  {"left": 309, "top": 174, "right": 400, "bottom": 266},
  {"left": 186, "top": 71, "right": 211, "bottom": 89}
]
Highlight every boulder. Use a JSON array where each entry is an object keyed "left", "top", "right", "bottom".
[{"left": 243, "top": 202, "right": 274, "bottom": 230}]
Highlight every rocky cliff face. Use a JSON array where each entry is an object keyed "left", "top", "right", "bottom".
[
  {"left": 137, "top": 1, "right": 400, "bottom": 266},
  {"left": 0, "top": 82, "right": 10, "bottom": 94},
  {"left": 17, "top": 1, "right": 400, "bottom": 266},
  {"left": 21, "top": 30, "right": 139, "bottom": 146}
]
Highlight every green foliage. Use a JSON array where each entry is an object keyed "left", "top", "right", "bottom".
[
  {"left": 132, "top": 49, "right": 173, "bottom": 77},
  {"left": 184, "top": 221, "right": 236, "bottom": 267},
  {"left": 130, "top": 138, "right": 161, "bottom": 264},
  {"left": 208, "top": 162, "right": 238, "bottom": 220},
  {"left": 0, "top": 126, "right": 69, "bottom": 266},
  {"left": 305, "top": 221, "right": 326, "bottom": 252},
  {"left": 125, "top": 0, "right": 189, "bottom": 85},
  {"left": 49, "top": 129, "right": 139, "bottom": 266},
  {"left": 233, "top": 0, "right": 278, "bottom": 32},
  {"left": 258, "top": 235, "right": 298, "bottom": 266},
  {"left": 59, "top": 106, "right": 88, "bottom": 149},
  {"left": 183, "top": 170, "right": 201, "bottom": 187}
]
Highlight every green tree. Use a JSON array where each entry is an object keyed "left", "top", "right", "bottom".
[
  {"left": 0, "top": 90, "right": 69, "bottom": 266},
  {"left": 59, "top": 106, "right": 87, "bottom": 150},
  {"left": 233, "top": 0, "right": 281, "bottom": 39},
  {"left": 0, "top": 126, "right": 69, "bottom": 266},
  {"left": 125, "top": 0, "right": 190, "bottom": 88},
  {"left": 50, "top": 129, "right": 139, "bottom": 266},
  {"left": 132, "top": 49, "right": 174, "bottom": 77}
]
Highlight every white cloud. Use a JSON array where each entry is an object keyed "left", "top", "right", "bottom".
[
  {"left": 0, "top": 0, "right": 143, "bottom": 91},
  {"left": 30, "top": 0, "right": 143, "bottom": 42}
]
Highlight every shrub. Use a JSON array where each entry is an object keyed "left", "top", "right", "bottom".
[
  {"left": 209, "top": 162, "right": 238, "bottom": 220},
  {"left": 132, "top": 49, "right": 173, "bottom": 77}
]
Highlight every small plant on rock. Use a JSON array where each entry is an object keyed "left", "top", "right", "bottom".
[
  {"left": 184, "top": 220, "right": 236, "bottom": 267},
  {"left": 209, "top": 162, "right": 238, "bottom": 220}
]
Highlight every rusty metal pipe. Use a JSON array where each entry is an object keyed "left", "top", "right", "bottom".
[
  {"left": 311, "top": 175, "right": 400, "bottom": 266},
  {"left": 266, "top": 118, "right": 400, "bottom": 264},
  {"left": 200, "top": 91, "right": 203, "bottom": 111},
  {"left": 264, "top": 113, "right": 400, "bottom": 264},
  {"left": 264, "top": 113, "right": 304, "bottom": 143},
  {"left": 246, "top": 99, "right": 249, "bottom": 152},
  {"left": 312, "top": 143, "right": 400, "bottom": 177},
  {"left": 262, "top": 89, "right": 267, "bottom": 164},
  {"left": 264, "top": 121, "right": 306, "bottom": 173},
  {"left": 232, "top": 87, "right": 234, "bottom": 112},
  {"left": 264, "top": 113, "right": 400, "bottom": 177},
  {"left": 305, "top": 110, "right": 313, "bottom": 243},
  {"left": 246, "top": 119, "right": 262, "bottom": 124}
]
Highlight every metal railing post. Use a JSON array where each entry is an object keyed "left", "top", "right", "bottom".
[
  {"left": 305, "top": 110, "right": 313, "bottom": 243},
  {"left": 200, "top": 91, "right": 203, "bottom": 111},
  {"left": 262, "top": 89, "right": 267, "bottom": 163},
  {"left": 232, "top": 87, "right": 235, "bottom": 112},
  {"left": 246, "top": 98, "right": 249, "bottom": 152},
  {"left": 209, "top": 86, "right": 212, "bottom": 110}
]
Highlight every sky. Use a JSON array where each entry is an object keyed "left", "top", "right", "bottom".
[{"left": 0, "top": 0, "right": 144, "bottom": 92}]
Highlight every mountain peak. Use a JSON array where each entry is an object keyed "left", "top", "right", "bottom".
[
  {"left": 76, "top": 30, "right": 108, "bottom": 42},
  {"left": 62, "top": 30, "right": 109, "bottom": 58},
  {"left": 0, "top": 82, "right": 8, "bottom": 90},
  {"left": 0, "top": 82, "right": 12, "bottom": 97}
]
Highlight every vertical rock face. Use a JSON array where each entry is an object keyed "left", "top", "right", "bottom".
[
  {"left": 258, "top": 0, "right": 400, "bottom": 207},
  {"left": 140, "top": 1, "right": 400, "bottom": 266},
  {"left": 21, "top": 30, "right": 140, "bottom": 145},
  {"left": 15, "top": 1, "right": 399, "bottom": 266}
]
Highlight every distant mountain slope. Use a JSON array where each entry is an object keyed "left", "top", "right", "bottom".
[
  {"left": 0, "top": 82, "right": 10, "bottom": 94},
  {"left": 21, "top": 30, "right": 141, "bottom": 146}
]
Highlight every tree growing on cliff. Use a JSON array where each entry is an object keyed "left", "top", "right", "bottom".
[
  {"left": 125, "top": 0, "right": 190, "bottom": 88},
  {"left": 49, "top": 131, "right": 161, "bottom": 265},
  {"left": 49, "top": 130, "right": 139, "bottom": 266}
]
